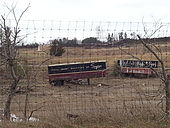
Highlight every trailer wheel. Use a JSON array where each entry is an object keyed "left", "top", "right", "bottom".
[
  {"left": 54, "top": 80, "right": 64, "bottom": 86},
  {"left": 49, "top": 80, "right": 54, "bottom": 85}
]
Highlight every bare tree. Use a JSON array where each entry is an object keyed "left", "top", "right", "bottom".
[
  {"left": 0, "top": 4, "right": 30, "bottom": 120},
  {"left": 137, "top": 35, "right": 170, "bottom": 117},
  {"left": 118, "top": 22, "right": 170, "bottom": 118}
]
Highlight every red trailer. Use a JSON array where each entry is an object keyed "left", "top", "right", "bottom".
[
  {"left": 48, "top": 60, "right": 107, "bottom": 85},
  {"left": 118, "top": 60, "right": 158, "bottom": 76}
]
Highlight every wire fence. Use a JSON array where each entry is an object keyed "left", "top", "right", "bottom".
[
  {"left": 5, "top": 20, "right": 170, "bottom": 43},
  {"left": 0, "top": 20, "right": 170, "bottom": 123}
]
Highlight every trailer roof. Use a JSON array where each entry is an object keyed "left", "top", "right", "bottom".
[
  {"left": 48, "top": 60, "right": 107, "bottom": 67},
  {"left": 118, "top": 59, "right": 158, "bottom": 62}
]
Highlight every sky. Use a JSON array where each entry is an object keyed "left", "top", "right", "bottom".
[
  {"left": 0, "top": 0, "right": 170, "bottom": 22},
  {"left": 0, "top": 0, "right": 170, "bottom": 43}
]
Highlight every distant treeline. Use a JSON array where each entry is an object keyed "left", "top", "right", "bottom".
[
  {"left": 114, "top": 37, "right": 170, "bottom": 47},
  {"left": 15, "top": 36, "right": 170, "bottom": 49},
  {"left": 144, "top": 37, "right": 170, "bottom": 43},
  {"left": 17, "top": 43, "right": 39, "bottom": 48}
]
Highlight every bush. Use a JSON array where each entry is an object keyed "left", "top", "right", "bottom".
[{"left": 50, "top": 39, "right": 65, "bottom": 56}]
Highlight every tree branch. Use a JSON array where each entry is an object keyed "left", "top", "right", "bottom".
[
  {"left": 28, "top": 106, "right": 43, "bottom": 120},
  {"left": 137, "top": 35, "right": 167, "bottom": 82}
]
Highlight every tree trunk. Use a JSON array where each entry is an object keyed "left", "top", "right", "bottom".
[
  {"left": 4, "top": 92, "right": 14, "bottom": 120},
  {"left": 23, "top": 93, "right": 29, "bottom": 121},
  {"left": 4, "top": 78, "right": 20, "bottom": 120},
  {"left": 165, "top": 80, "right": 170, "bottom": 115}
]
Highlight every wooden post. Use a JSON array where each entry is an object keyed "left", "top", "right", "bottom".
[{"left": 87, "top": 78, "right": 90, "bottom": 85}]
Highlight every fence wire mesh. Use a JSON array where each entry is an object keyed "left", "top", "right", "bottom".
[{"left": 0, "top": 20, "right": 170, "bottom": 122}]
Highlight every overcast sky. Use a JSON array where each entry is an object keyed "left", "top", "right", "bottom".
[
  {"left": 0, "top": 0, "right": 170, "bottom": 43},
  {"left": 0, "top": 0, "right": 170, "bottom": 22}
]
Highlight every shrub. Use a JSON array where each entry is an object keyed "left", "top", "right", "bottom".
[{"left": 50, "top": 39, "right": 65, "bottom": 56}]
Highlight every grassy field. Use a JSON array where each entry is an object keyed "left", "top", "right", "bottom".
[
  {"left": 18, "top": 43, "right": 170, "bottom": 66},
  {"left": 1, "top": 43, "right": 170, "bottom": 127},
  {"left": 0, "top": 77, "right": 168, "bottom": 128}
]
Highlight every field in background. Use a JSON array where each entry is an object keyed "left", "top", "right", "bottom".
[
  {"left": 1, "top": 19, "right": 170, "bottom": 127},
  {"left": 1, "top": 42, "right": 170, "bottom": 128},
  {"left": 18, "top": 42, "right": 170, "bottom": 66}
]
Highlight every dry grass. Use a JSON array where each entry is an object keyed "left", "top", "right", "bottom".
[
  {"left": 1, "top": 111, "right": 170, "bottom": 128},
  {"left": 1, "top": 77, "right": 165, "bottom": 125},
  {"left": 1, "top": 43, "right": 170, "bottom": 127},
  {"left": 18, "top": 43, "right": 170, "bottom": 68}
]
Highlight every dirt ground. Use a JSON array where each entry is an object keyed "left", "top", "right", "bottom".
[
  {"left": 0, "top": 76, "right": 164, "bottom": 121},
  {"left": 0, "top": 45, "right": 168, "bottom": 122}
]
